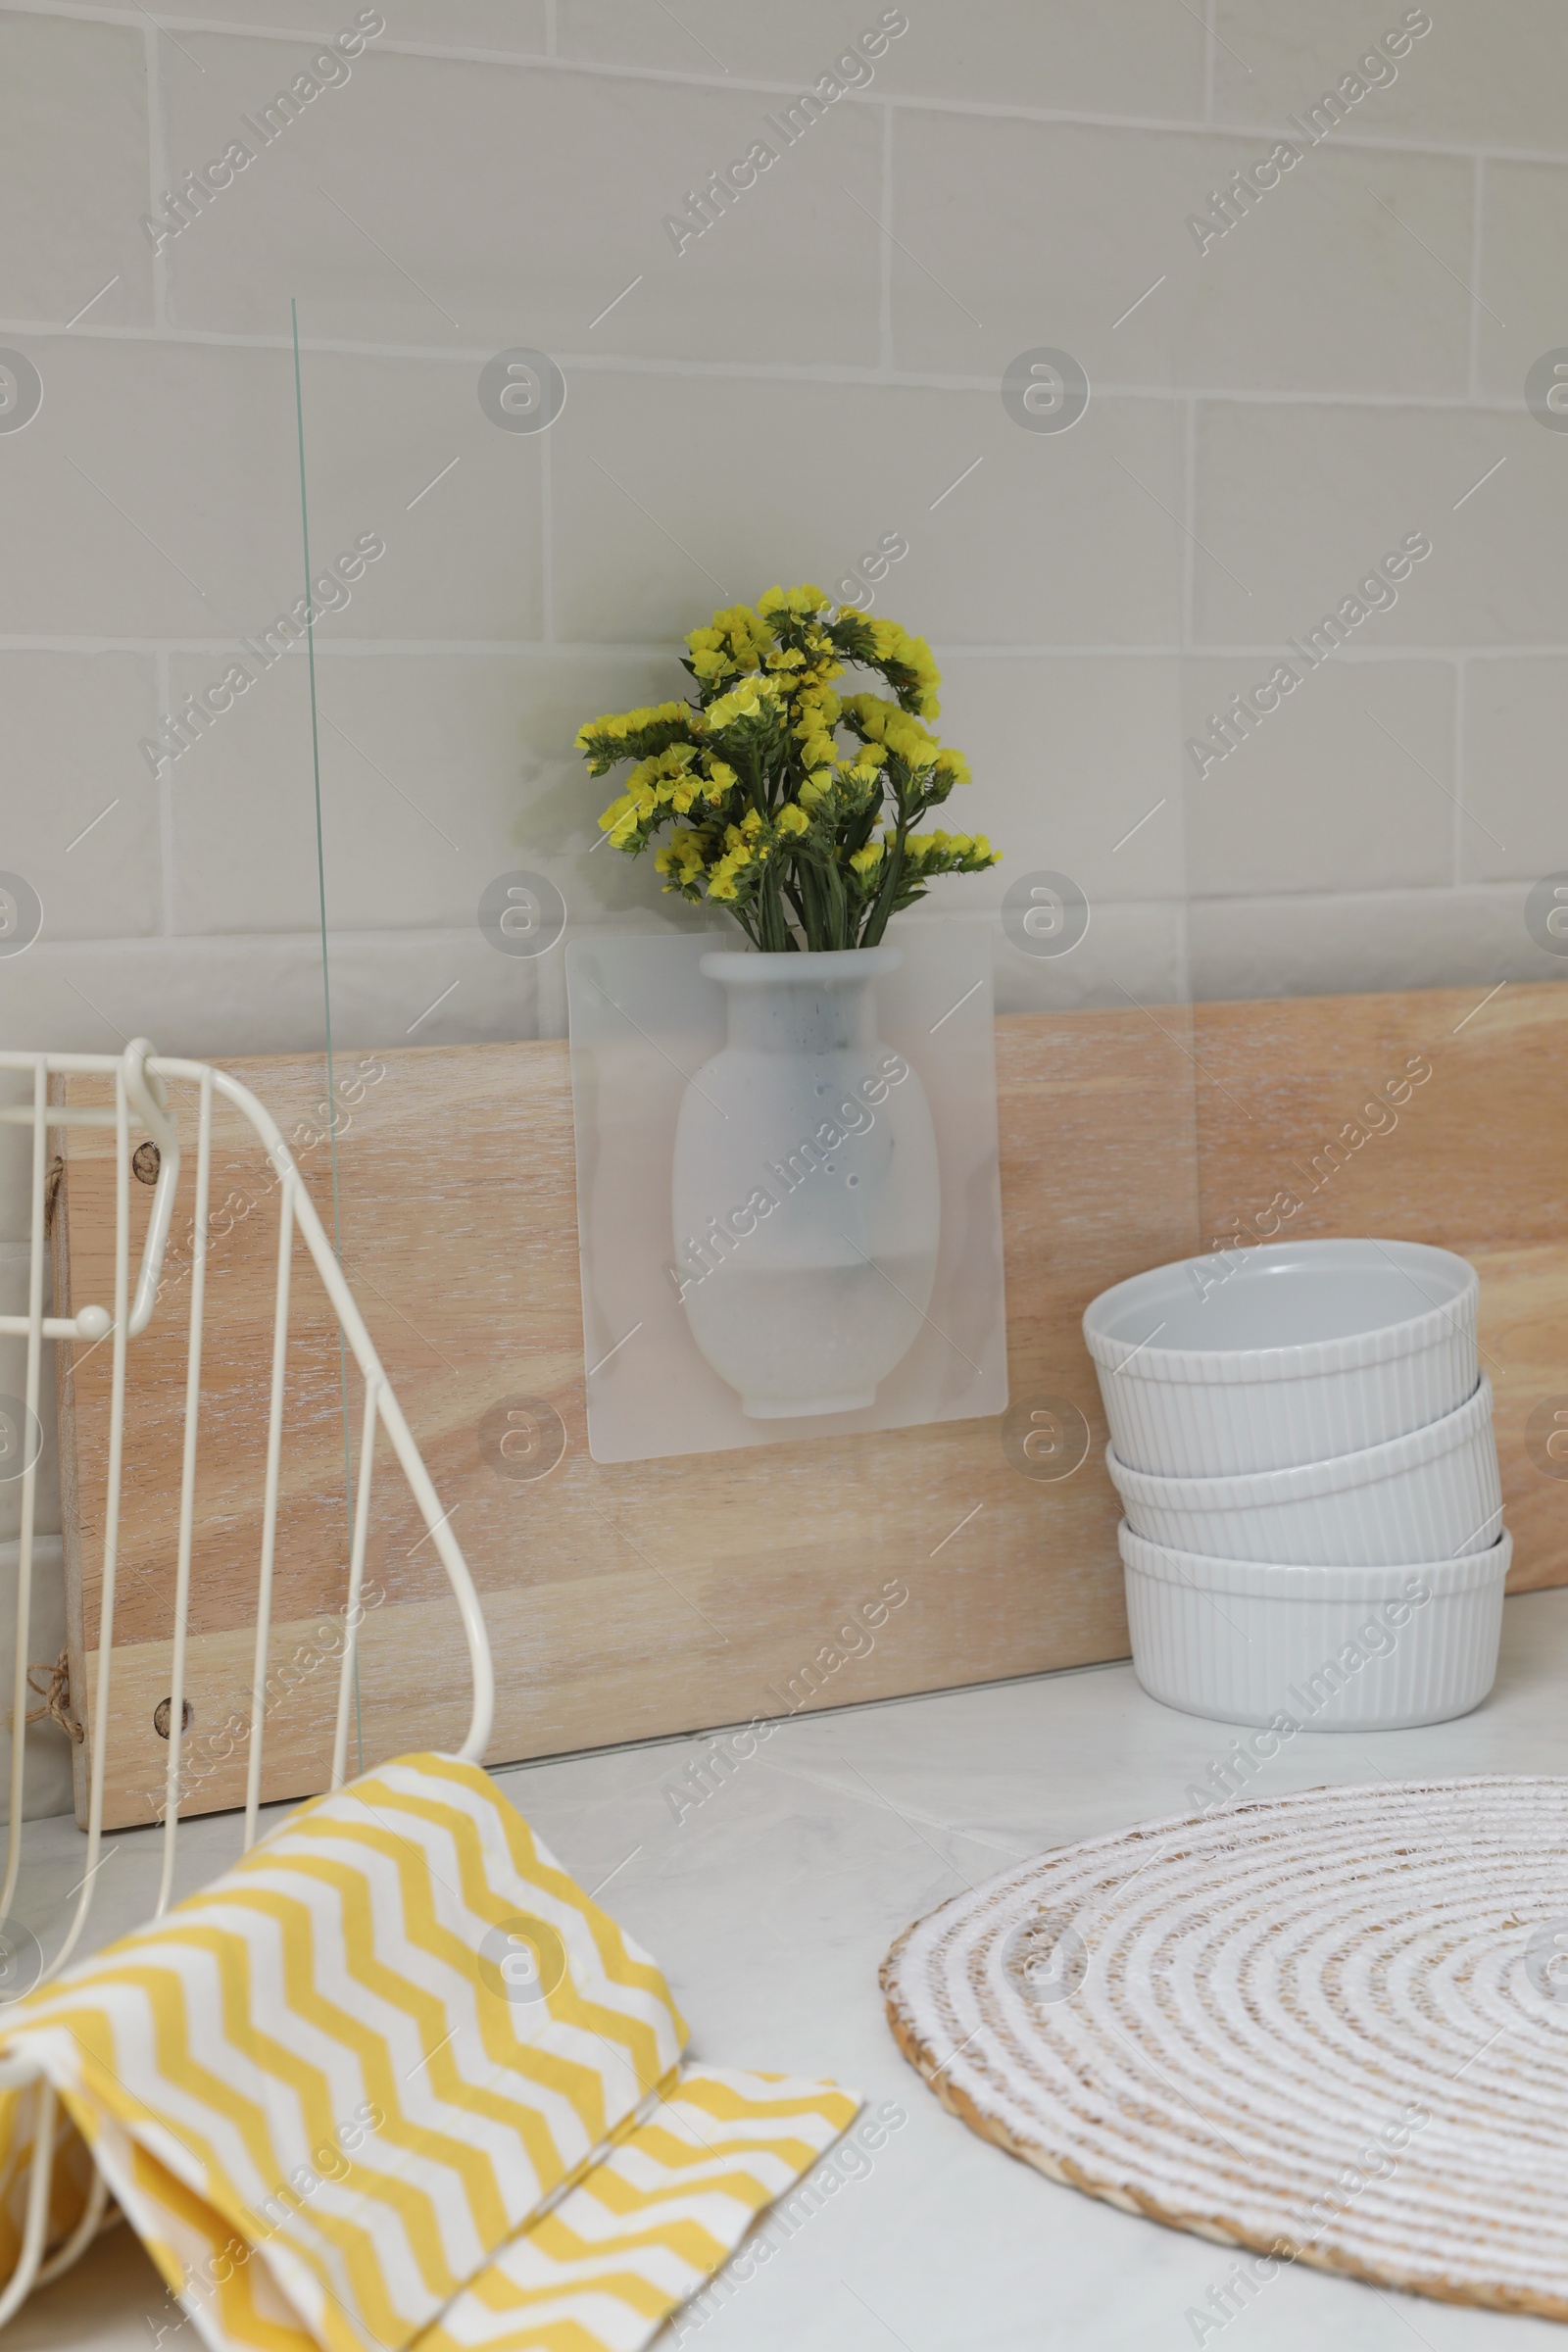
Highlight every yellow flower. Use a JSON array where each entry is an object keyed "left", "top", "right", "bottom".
[
  {"left": 603, "top": 811, "right": 641, "bottom": 850},
  {"left": 869, "top": 618, "right": 941, "bottom": 689},
  {"left": 577, "top": 699, "right": 690, "bottom": 751},
  {"left": 840, "top": 695, "right": 936, "bottom": 765},
  {"left": 575, "top": 589, "right": 990, "bottom": 934},
  {"left": 655, "top": 825, "right": 710, "bottom": 883},
  {"left": 792, "top": 684, "right": 840, "bottom": 726},
  {"left": 717, "top": 809, "right": 763, "bottom": 856},
  {"left": 759, "top": 583, "right": 831, "bottom": 621},
  {"left": 706, "top": 675, "right": 784, "bottom": 731}
]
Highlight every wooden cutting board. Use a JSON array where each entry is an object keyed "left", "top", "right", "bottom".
[{"left": 50, "top": 979, "right": 1566, "bottom": 1830}]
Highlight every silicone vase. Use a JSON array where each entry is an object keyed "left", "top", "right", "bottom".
[{"left": 670, "top": 946, "right": 941, "bottom": 1417}]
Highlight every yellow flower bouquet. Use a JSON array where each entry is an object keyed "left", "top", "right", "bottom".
[{"left": 574, "top": 584, "right": 1000, "bottom": 952}]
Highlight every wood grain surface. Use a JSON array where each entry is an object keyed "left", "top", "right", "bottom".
[
  {"left": 1190, "top": 980, "right": 1568, "bottom": 1595},
  {"left": 50, "top": 979, "right": 1566, "bottom": 1829}
]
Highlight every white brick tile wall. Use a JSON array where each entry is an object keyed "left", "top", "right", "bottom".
[
  {"left": 1474, "top": 159, "right": 1568, "bottom": 399},
  {"left": 1213, "top": 3, "right": 1568, "bottom": 159},
  {"left": 1461, "top": 657, "right": 1568, "bottom": 885},
  {"left": 919, "top": 654, "right": 1183, "bottom": 904},
  {"left": 552, "top": 372, "right": 1186, "bottom": 646},
  {"left": 1181, "top": 655, "right": 1454, "bottom": 897},
  {"left": 0, "top": 930, "right": 556, "bottom": 1056},
  {"left": 559, "top": 1, "right": 1208, "bottom": 118},
  {"left": 160, "top": 39, "right": 887, "bottom": 360},
  {"left": 168, "top": 645, "right": 678, "bottom": 932},
  {"left": 0, "top": 653, "right": 163, "bottom": 936},
  {"left": 0, "top": 13, "right": 153, "bottom": 328},
  {"left": 0, "top": 2, "right": 1560, "bottom": 1135},
  {"left": 87, "top": 1, "right": 549, "bottom": 36},
  {"left": 890, "top": 115, "right": 1474, "bottom": 397},
  {"left": 0, "top": 338, "right": 303, "bottom": 634},
  {"left": 1189, "top": 883, "right": 1564, "bottom": 1001},
  {"left": 1191, "top": 403, "right": 1558, "bottom": 646}
]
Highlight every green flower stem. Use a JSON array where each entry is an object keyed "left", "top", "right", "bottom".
[
  {"left": 757, "top": 863, "right": 794, "bottom": 952},
  {"left": 861, "top": 808, "right": 910, "bottom": 949},
  {"left": 823, "top": 858, "right": 850, "bottom": 951}
]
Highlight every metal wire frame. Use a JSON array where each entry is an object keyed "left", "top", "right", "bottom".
[{"left": 0, "top": 1038, "right": 494, "bottom": 2324}]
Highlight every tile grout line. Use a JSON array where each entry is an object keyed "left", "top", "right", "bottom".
[
  {"left": 140, "top": 3, "right": 173, "bottom": 945},
  {"left": 9, "top": 886, "right": 1553, "bottom": 1012},
  {"left": 0, "top": 319, "right": 1521, "bottom": 413},
  {"left": 15, "top": 3, "right": 1568, "bottom": 168},
  {"left": 155, "top": 646, "right": 176, "bottom": 936},
  {"left": 878, "top": 99, "right": 896, "bottom": 374},
  {"left": 1468, "top": 154, "right": 1486, "bottom": 404},
  {"left": 540, "top": 431, "right": 555, "bottom": 645},
  {"left": 1452, "top": 655, "right": 1467, "bottom": 890},
  {"left": 140, "top": 13, "right": 169, "bottom": 336},
  {"left": 1181, "top": 396, "right": 1198, "bottom": 655},
  {"left": 10, "top": 886, "right": 1526, "bottom": 940},
  {"left": 3, "top": 886, "right": 1535, "bottom": 941},
  {"left": 10, "top": 637, "right": 1568, "bottom": 662}
]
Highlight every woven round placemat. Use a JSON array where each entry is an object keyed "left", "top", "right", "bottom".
[{"left": 881, "top": 1776, "right": 1568, "bottom": 2318}]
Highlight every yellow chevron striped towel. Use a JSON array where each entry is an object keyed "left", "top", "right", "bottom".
[{"left": 0, "top": 1751, "right": 859, "bottom": 2349}]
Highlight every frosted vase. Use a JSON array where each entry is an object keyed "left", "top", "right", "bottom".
[{"left": 670, "top": 946, "right": 940, "bottom": 1418}]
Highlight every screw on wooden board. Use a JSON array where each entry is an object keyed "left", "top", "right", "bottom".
[
  {"left": 132, "top": 1140, "right": 161, "bottom": 1186},
  {"left": 153, "top": 1697, "right": 194, "bottom": 1740}
]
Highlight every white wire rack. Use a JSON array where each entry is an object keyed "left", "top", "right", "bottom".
[{"left": 0, "top": 1038, "right": 494, "bottom": 2323}]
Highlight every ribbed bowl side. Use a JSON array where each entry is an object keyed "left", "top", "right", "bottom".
[
  {"left": 1098, "top": 1324, "right": 1477, "bottom": 1478},
  {"left": 1125, "top": 1564, "right": 1506, "bottom": 1731},
  {"left": 1112, "top": 1420, "right": 1501, "bottom": 1567}
]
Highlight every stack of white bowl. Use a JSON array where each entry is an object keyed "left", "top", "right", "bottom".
[{"left": 1082, "top": 1239, "right": 1509, "bottom": 1732}]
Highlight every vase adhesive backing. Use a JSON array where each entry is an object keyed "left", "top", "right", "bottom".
[{"left": 564, "top": 927, "right": 1007, "bottom": 1463}]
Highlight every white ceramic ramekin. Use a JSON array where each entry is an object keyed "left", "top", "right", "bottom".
[
  {"left": 1120, "top": 1522, "right": 1510, "bottom": 1730},
  {"left": 1083, "top": 1238, "right": 1479, "bottom": 1478},
  {"left": 1106, "top": 1374, "right": 1500, "bottom": 1567}
]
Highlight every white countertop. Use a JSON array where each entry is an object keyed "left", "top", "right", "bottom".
[{"left": 13, "top": 1590, "right": 1568, "bottom": 2351}]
